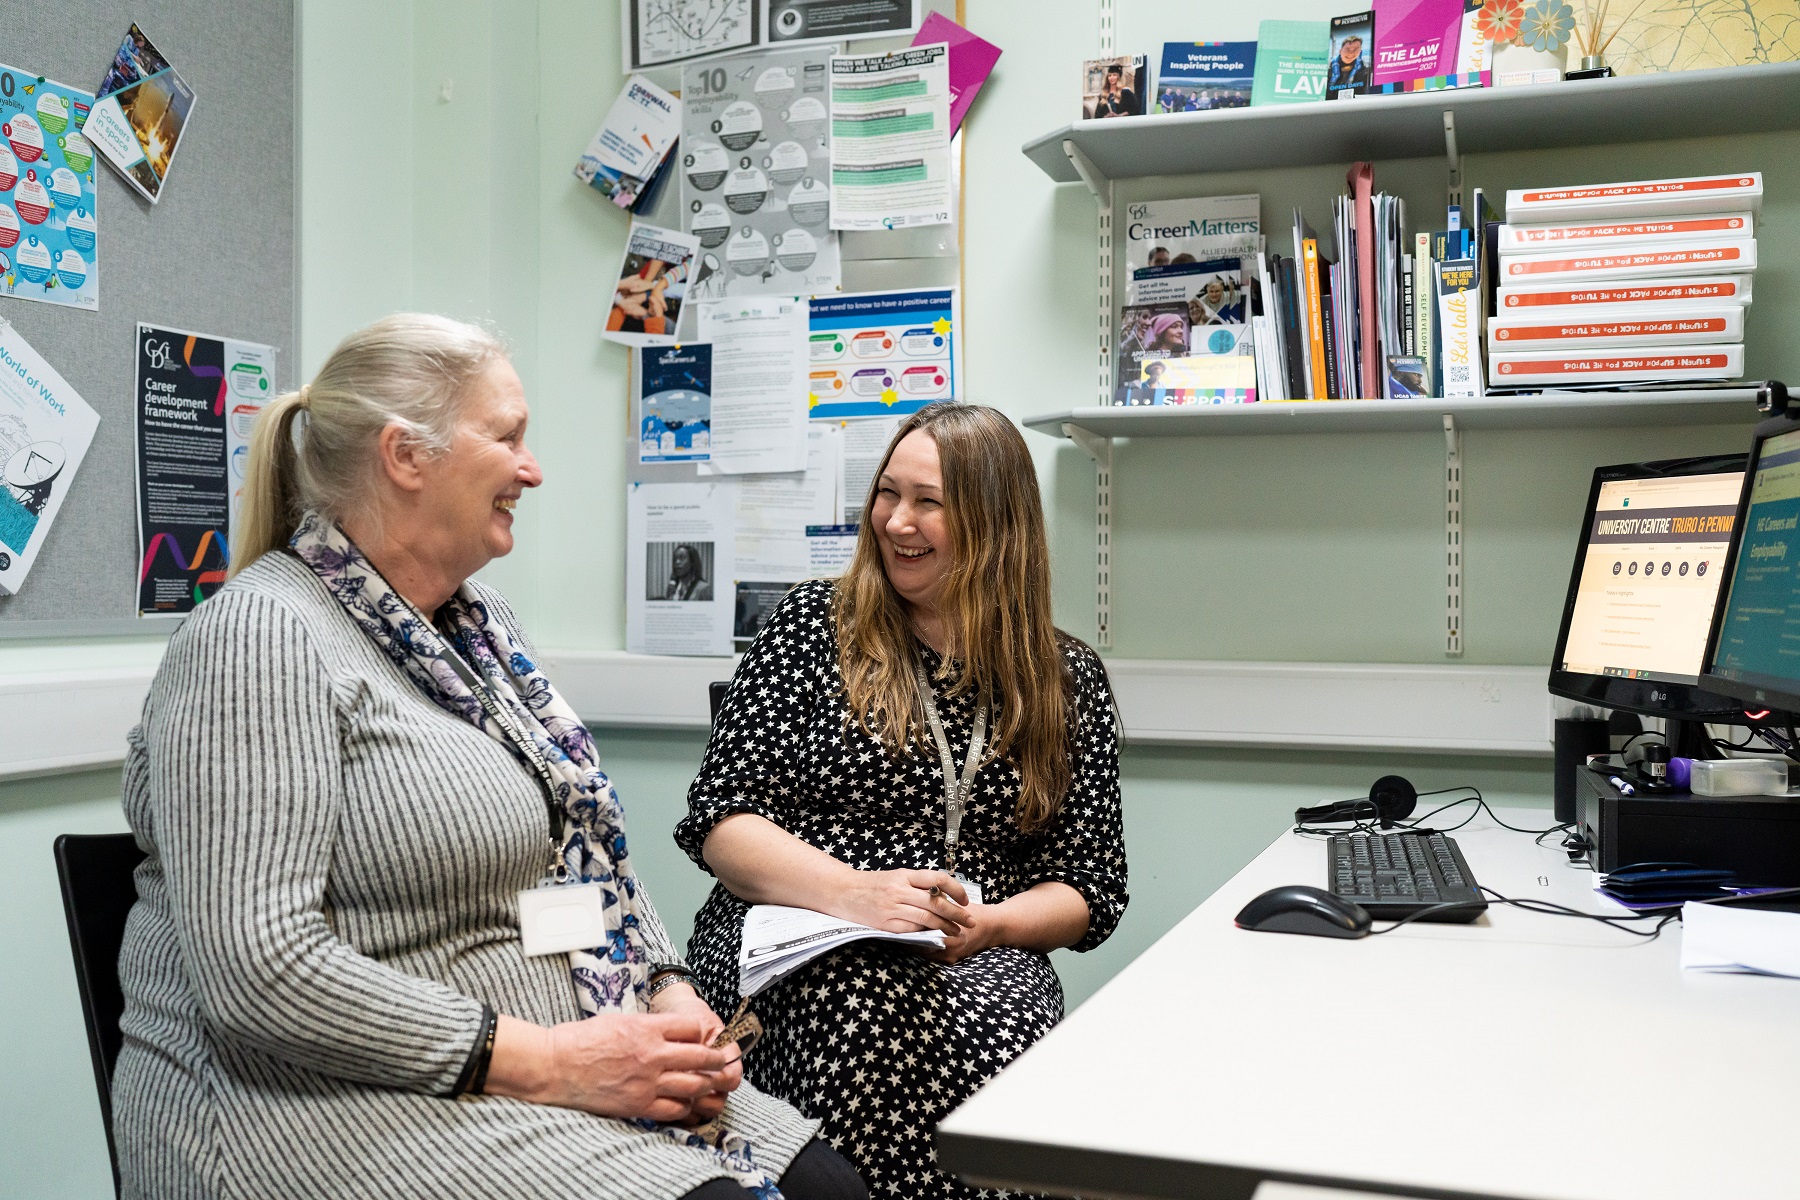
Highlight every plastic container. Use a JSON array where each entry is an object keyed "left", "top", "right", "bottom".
[{"left": 1688, "top": 757, "right": 1789, "bottom": 797}]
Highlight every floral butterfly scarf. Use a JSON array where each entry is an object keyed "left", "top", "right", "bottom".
[{"left": 290, "top": 513, "right": 783, "bottom": 1197}]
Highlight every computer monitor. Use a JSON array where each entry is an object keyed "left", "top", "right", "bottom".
[
  {"left": 1704, "top": 415, "right": 1800, "bottom": 713},
  {"left": 1549, "top": 456, "right": 1750, "bottom": 731}
]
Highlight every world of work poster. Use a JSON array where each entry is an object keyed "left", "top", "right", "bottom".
[{"left": 135, "top": 324, "right": 277, "bottom": 616}]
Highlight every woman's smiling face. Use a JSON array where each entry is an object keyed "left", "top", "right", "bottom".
[{"left": 871, "top": 429, "right": 951, "bottom": 615}]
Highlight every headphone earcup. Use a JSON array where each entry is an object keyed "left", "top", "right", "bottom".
[{"left": 1368, "top": 774, "right": 1418, "bottom": 827}]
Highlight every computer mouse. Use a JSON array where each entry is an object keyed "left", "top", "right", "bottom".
[{"left": 1234, "top": 885, "right": 1372, "bottom": 939}]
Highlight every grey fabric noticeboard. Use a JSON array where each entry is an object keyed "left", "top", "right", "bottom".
[{"left": 0, "top": 1, "right": 295, "bottom": 637}]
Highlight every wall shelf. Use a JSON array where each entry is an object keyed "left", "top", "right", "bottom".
[
  {"left": 1024, "top": 61, "right": 1800, "bottom": 183},
  {"left": 1025, "top": 389, "right": 1764, "bottom": 441}
]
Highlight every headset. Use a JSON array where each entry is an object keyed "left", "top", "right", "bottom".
[{"left": 1293, "top": 774, "right": 1418, "bottom": 829}]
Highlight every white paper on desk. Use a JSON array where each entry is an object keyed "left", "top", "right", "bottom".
[
  {"left": 1680, "top": 901, "right": 1800, "bottom": 978},
  {"left": 626, "top": 481, "right": 736, "bottom": 655},
  {"left": 740, "top": 903, "right": 943, "bottom": 997},
  {"left": 828, "top": 43, "right": 953, "bottom": 231},
  {"left": 695, "top": 297, "right": 810, "bottom": 475},
  {"left": 1254, "top": 1184, "right": 1415, "bottom": 1200}
]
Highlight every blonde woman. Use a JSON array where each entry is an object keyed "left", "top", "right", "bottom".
[
  {"left": 676, "top": 402, "right": 1129, "bottom": 1199},
  {"left": 113, "top": 314, "right": 864, "bottom": 1200}
]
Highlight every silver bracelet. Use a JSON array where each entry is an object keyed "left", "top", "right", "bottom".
[{"left": 645, "top": 966, "right": 697, "bottom": 1000}]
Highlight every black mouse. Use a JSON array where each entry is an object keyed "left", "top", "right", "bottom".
[{"left": 1235, "top": 885, "right": 1372, "bottom": 939}]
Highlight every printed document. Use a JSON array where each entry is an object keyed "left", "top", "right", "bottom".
[
  {"left": 626, "top": 480, "right": 736, "bottom": 655},
  {"left": 828, "top": 44, "right": 953, "bottom": 231},
  {"left": 740, "top": 904, "right": 943, "bottom": 996},
  {"left": 696, "top": 297, "right": 810, "bottom": 474}
]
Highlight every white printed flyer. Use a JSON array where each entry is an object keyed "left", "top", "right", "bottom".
[
  {"left": 828, "top": 43, "right": 953, "bottom": 231},
  {"left": 627, "top": 480, "right": 736, "bottom": 656},
  {"left": 0, "top": 320, "right": 101, "bottom": 595}
]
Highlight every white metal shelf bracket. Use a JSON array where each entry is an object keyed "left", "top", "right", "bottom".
[
  {"left": 1443, "top": 110, "right": 1464, "bottom": 208},
  {"left": 1065, "top": 423, "right": 1114, "bottom": 650},
  {"left": 1063, "top": 138, "right": 1116, "bottom": 414},
  {"left": 1444, "top": 414, "right": 1463, "bottom": 657}
]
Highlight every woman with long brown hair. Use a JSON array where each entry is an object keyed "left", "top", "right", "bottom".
[{"left": 676, "top": 402, "right": 1128, "bottom": 1198}]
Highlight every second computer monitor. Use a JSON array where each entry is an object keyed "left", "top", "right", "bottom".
[
  {"left": 1705, "top": 417, "right": 1800, "bottom": 712},
  {"left": 1549, "top": 455, "right": 1748, "bottom": 721}
]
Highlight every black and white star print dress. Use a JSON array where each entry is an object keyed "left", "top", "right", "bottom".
[{"left": 675, "top": 579, "right": 1128, "bottom": 1199}]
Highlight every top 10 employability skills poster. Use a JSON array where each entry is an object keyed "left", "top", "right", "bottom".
[{"left": 0, "top": 64, "right": 99, "bottom": 310}]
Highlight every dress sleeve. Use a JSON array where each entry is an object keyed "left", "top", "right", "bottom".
[
  {"left": 674, "top": 580, "right": 834, "bottom": 870},
  {"left": 145, "top": 589, "right": 486, "bottom": 1095},
  {"left": 1018, "top": 643, "right": 1129, "bottom": 952}
]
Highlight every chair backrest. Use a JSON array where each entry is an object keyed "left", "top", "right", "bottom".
[
  {"left": 709, "top": 680, "right": 729, "bottom": 725},
  {"left": 54, "top": 832, "right": 147, "bottom": 1199}
]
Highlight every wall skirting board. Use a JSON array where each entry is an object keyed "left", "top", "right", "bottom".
[{"left": 0, "top": 653, "right": 1555, "bottom": 781}]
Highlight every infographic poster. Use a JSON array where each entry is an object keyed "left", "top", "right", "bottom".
[
  {"left": 135, "top": 324, "right": 277, "bottom": 617},
  {"left": 680, "top": 44, "right": 840, "bottom": 301},
  {"left": 0, "top": 321, "right": 100, "bottom": 595},
  {"left": 0, "top": 64, "right": 99, "bottom": 311},
  {"left": 807, "top": 288, "right": 957, "bottom": 419}
]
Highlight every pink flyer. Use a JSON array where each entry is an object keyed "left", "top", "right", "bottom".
[{"left": 911, "top": 13, "right": 1001, "bottom": 135}]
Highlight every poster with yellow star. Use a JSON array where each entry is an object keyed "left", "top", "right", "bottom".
[
  {"left": 0, "top": 63, "right": 99, "bottom": 310},
  {"left": 806, "top": 287, "right": 958, "bottom": 420}
]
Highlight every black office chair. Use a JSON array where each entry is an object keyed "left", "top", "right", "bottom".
[
  {"left": 709, "top": 680, "right": 729, "bottom": 725},
  {"left": 54, "top": 832, "right": 147, "bottom": 1200}
]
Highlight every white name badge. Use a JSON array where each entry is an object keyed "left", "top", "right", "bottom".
[
  {"left": 957, "top": 876, "right": 984, "bottom": 906},
  {"left": 517, "top": 882, "right": 608, "bottom": 958}
]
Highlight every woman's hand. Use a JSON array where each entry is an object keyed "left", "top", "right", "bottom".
[
  {"left": 921, "top": 901, "right": 1008, "bottom": 965},
  {"left": 647, "top": 980, "right": 739, "bottom": 1126},
  {"left": 836, "top": 868, "right": 973, "bottom": 936},
  {"left": 484, "top": 1011, "right": 739, "bottom": 1124}
]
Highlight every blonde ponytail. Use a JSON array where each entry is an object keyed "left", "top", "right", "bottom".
[
  {"left": 229, "top": 389, "right": 309, "bottom": 578},
  {"left": 226, "top": 314, "right": 507, "bottom": 578}
]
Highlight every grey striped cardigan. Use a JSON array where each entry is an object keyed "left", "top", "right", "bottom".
[{"left": 114, "top": 550, "right": 816, "bottom": 1198}]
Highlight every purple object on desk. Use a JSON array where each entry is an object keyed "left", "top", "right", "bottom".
[{"left": 912, "top": 12, "right": 1002, "bottom": 135}]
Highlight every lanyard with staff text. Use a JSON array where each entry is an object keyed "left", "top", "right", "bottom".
[
  {"left": 428, "top": 629, "right": 570, "bottom": 883},
  {"left": 913, "top": 656, "right": 987, "bottom": 876}
]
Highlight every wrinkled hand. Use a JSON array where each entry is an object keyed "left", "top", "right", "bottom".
[
  {"left": 838, "top": 868, "right": 972, "bottom": 937},
  {"left": 543, "top": 1010, "right": 738, "bottom": 1123},
  {"left": 921, "top": 901, "right": 1006, "bottom": 965},
  {"left": 648, "top": 981, "right": 739, "bottom": 1125}
]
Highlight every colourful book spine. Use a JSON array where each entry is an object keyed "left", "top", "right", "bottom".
[
  {"left": 1436, "top": 258, "right": 1481, "bottom": 397},
  {"left": 1498, "top": 212, "right": 1753, "bottom": 253},
  {"left": 1302, "top": 238, "right": 1329, "bottom": 399},
  {"left": 1415, "top": 232, "right": 1436, "bottom": 395},
  {"left": 1499, "top": 241, "right": 1757, "bottom": 284},
  {"left": 1496, "top": 274, "right": 1753, "bottom": 311}
]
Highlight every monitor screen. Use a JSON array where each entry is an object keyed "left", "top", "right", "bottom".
[
  {"left": 1549, "top": 456, "right": 1747, "bottom": 719},
  {"left": 1704, "top": 423, "right": 1800, "bottom": 710}
]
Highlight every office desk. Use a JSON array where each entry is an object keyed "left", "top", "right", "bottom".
[{"left": 937, "top": 809, "right": 1800, "bottom": 1200}]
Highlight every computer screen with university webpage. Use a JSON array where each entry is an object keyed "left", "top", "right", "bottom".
[
  {"left": 1709, "top": 428, "right": 1800, "bottom": 700},
  {"left": 1561, "top": 470, "right": 1742, "bottom": 684}
]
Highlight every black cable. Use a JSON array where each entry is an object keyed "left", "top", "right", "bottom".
[
  {"left": 1368, "top": 888, "right": 1679, "bottom": 940},
  {"left": 1616, "top": 731, "right": 1664, "bottom": 755}
]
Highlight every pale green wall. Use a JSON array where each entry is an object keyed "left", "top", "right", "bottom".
[{"left": 5, "top": 1, "right": 1794, "bottom": 1195}]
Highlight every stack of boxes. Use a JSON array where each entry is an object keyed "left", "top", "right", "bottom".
[{"left": 1487, "top": 172, "right": 1759, "bottom": 389}]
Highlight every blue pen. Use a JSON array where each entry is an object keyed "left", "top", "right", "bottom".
[{"left": 1607, "top": 774, "right": 1637, "bottom": 796}]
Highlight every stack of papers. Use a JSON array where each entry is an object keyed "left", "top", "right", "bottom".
[
  {"left": 739, "top": 904, "right": 944, "bottom": 997},
  {"left": 1682, "top": 902, "right": 1800, "bottom": 978}
]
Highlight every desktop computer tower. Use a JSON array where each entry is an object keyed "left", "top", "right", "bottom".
[{"left": 1574, "top": 765, "right": 1800, "bottom": 885}]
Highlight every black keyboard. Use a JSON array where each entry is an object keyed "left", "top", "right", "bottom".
[{"left": 1327, "top": 831, "right": 1488, "bottom": 922}]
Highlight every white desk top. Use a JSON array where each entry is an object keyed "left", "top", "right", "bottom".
[{"left": 937, "top": 809, "right": 1800, "bottom": 1200}]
